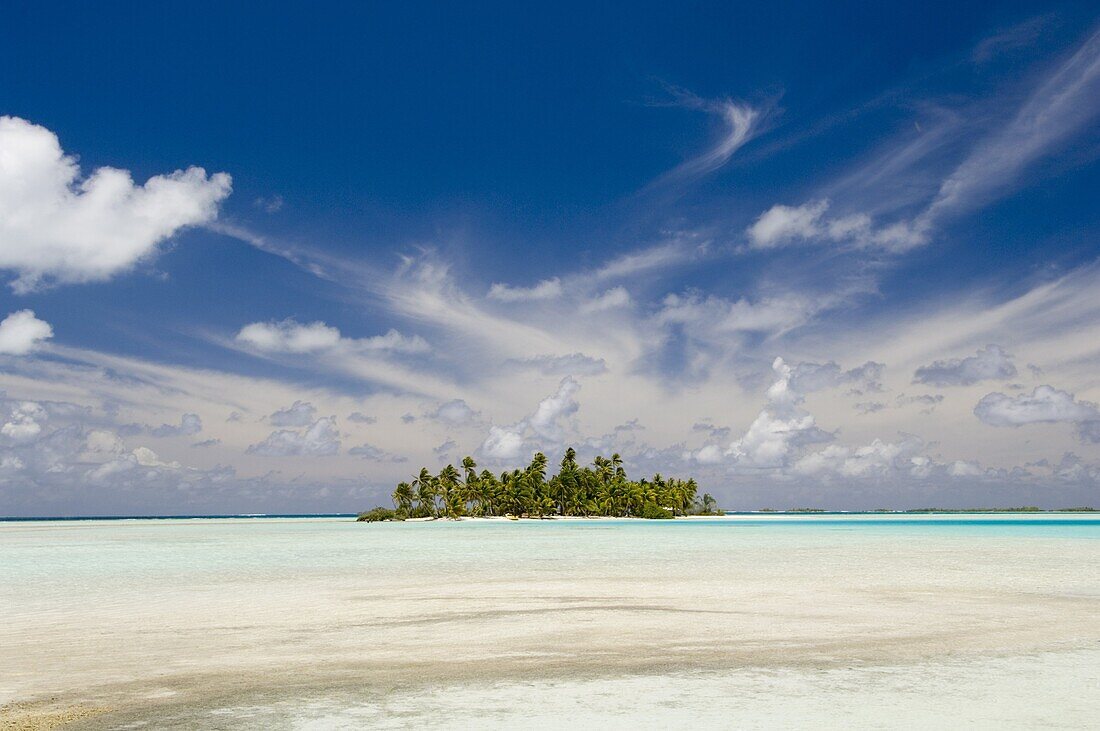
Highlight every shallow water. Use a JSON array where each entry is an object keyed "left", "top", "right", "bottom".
[{"left": 2, "top": 515, "right": 1098, "bottom": 728}]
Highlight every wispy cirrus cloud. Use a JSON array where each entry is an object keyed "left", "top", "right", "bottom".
[
  {"left": 746, "top": 24, "right": 1100, "bottom": 255},
  {"left": 647, "top": 88, "right": 762, "bottom": 187},
  {"left": 922, "top": 25, "right": 1100, "bottom": 227},
  {"left": 487, "top": 278, "right": 563, "bottom": 302}
]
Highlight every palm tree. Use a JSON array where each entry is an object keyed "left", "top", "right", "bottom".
[
  {"left": 392, "top": 481, "right": 413, "bottom": 515},
  {"left": 381, "top": 448, "right": 702, "bottom": 520},
  {"left": 438, "top": 464, "right": 462, "bottom": 518},
  {"left": 460, "top": 456, "right": 480, "bottom": 514},
  {"left": 412, "top": 468, "right": 436, "bottom": 517}
]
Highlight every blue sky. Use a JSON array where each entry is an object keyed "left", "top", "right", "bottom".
[{"left": 2, "top": 2, "right": 1100, "bottom": 515}]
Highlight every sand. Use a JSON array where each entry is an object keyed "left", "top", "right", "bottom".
[{"left": 1, "top": 515, "right": 1097, "bottom": 728}]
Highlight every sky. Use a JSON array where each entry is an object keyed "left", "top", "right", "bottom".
[{"left": 2, "top": 1, "right": 1100, "bottom": 515}]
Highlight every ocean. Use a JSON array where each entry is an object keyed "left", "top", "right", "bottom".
[{"left": 2, "top": 514, "right": 1098, "bottom": 728}]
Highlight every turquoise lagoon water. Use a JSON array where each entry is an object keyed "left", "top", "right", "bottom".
[{"left": 2, "top": 514, "right": 1098, "bottom": 728}]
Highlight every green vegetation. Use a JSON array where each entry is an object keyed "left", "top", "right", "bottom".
[
  {"left": 904, "top": 506, "right": 1043, "bottom": 513},
  {"left": 362, "top": 448, "right": 710, "bottom": 520},
  {"left": 356, "top": 507, "right": 399, "bottom": 522}
]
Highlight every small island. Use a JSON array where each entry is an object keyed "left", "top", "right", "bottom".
[{"left": 358, "top": 448, "right": 719, "bottom": 521}]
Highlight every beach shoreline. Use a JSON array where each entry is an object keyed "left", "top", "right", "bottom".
[{"left": 3, "top": 515, "right": 1097, "bottom": 728}]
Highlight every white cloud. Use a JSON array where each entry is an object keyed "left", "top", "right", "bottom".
[
  {"left": 793, "top": 436, "right": 924, "bottom": 478},
  {"left": 657, "top": 98, "right": 759, "bottom": 182},
  {"left": 269, "top": 401, "right": 316, "bottom": 427},
  {"left": 236, "top": 319, "right": 428, "bottom": 355},
  {"left": 348, "top": 442, "right": 407, "bottom": 463},
  {"left": 687, "top": 357, "right": 831, "bottom": 469},
  {"left": 594, "top": 242, "right": 695, "bottom": 281},
  {"left": 481, "top": 425, "right": 526, "bottom": 461},
  {"left": 0, "top": 116, "right": 231, "bottom": 292},
  {"left": 0, "top": 310, "right": 53, "bottom": 355},
  {"left": 913, "top": 345, "right": 1017, "bottom": 386},
  {"left": 789, "top": 360, "right": 884, "bottom": 394},
  {"left": 658, "top": 291, "right": 822, "bottom": 339},
  {"left": 487, "top": 278, "right": 563, "bottom": 302},
  {"left": 747, "top": 27, "right": 1100, "bottom": 259},
  {"left": 151, "top": 413, "right": 203, "bottom": 437},
  {"left": 581, "top": 286, "right": 631, "bottom": 313},
  {"left": 974, "top": 386, "right": 1100, "bottom": 439},
  {"left": 429, "top": 399, "right": 478, "bottom": 426},
  {"left": 247, "top": 417, "right": 341, "bottom": 457},
  {"left": 747, "top": 200, "right": 831, "bottom": 249},
  {"left": 347, "top": 411, "right": 377, "bottom": 424},
  {"left": 924, "top": 27, "right": 1100, "bottom": 225},
  {"left": 509, "top": 353, "right": 608, "bottom": 376},
  {"left": 356, "top": 329, "right": 431, "bottom": 353},
  {"left": 478, "top": 377, "right": 581, "bottom": 461},
  {"left": 1, "top": 401, "right": 46, "bottom": 444},
  {"left": 726, "top": 409, "right": 822, "bottom": 468},
  {"left": 529, "top": 377, "right": 581, "bottom": 440},
  {"left": 237, "top": 319, "right": 341, "bottom": 353},
  {"left": 746, "top": 199, "right": 926, "bottom": 252}
]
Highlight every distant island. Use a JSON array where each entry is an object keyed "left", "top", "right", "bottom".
[
  {"left": 760, "top": 507, "right": 1098, "bottom": 514},
  {"left": 358, "top": 448, "right": 719, "bottom": 521}
]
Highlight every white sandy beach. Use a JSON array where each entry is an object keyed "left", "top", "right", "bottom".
[{"left": 2, "top": 515, "right": 1098, "bottom": 729}]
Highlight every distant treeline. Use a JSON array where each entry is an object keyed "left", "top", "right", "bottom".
[
  {"left": 358, "top": 448, "right": 720, "bottom": 521},
  {"left": 756, "top": 507, "right": 1098, "bottom": 513}
]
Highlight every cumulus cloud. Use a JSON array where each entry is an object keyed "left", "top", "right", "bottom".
[
  {"left": 0, "top": 116, "right": 231, "bottom": 292},
  {"left": 746, "top": 199, "right": 926, "bottom": 252},
  {"left": 348, "top": 442, "right": 407, "bottom": 463},
  {"left": 0, "top": 395, "right": 237, "bottom": 513},
  {"left": 789, "top": 360, "right": 884, "bottom": 394},
  {"left": 974, "top": 385, "right": 1100, "bottom": 441},
  {"left": 687, "top": 357, "right": 832, "bottom": 469},
  {"left": 692, "top": 421, "right": 731, "bottom": 441},
  {"left": 481, "top": 425, "right": 527, "bottom": 461},
  {"left": 793, "top": 436, "right": 924, "bottom": 478},
  {"left": 1, "top": 401, "right": 46, "bottom": 444},
  {"left": 347, "top": 412, "right": 377, "bottom": 424},
  {"left": 428, "top": 399, "right": 478, "bottom": 426},
  {"left": 896, "top": 393, "right": 944, "bottom": 413},
  {"left": 432, "top": 439, "right": 457, "bottom": 458},
  {"left": 580, "top": 287, "right": 631, "bottom": 313},
  {"left": 528, "top": 377, "right": 581, "bottom": 440},
  {"left": 119, "top": 412, "right": 203, "bottom": 438},
  {"left": 151, "top": 413, "right": 203, "bottom": 437},
  {"left": 237, "top": 320, "right": 340, "bottom": 353},
  {"left": 509, "top": 353, "right": 608, "bottom": 376},
  {"left": 913, "top": 345, "right": 1017, "bottom": 386},
  {"left": 269, "top": 401, "right": 316, "bottom": 427},
  {"left": 487, "top": 278, "right": 563, "bottom": 302},
  {"left": 746, "top": 200, "right": 832, "bottom": 249},
  {"left": 0, "top": 310, "right": 53, "bottom": 355},
  {"left": 247, "top": 417, "right": 340, "bottom": 457},
  {"left": 236, "top": 319, "right": 428, "bottom": 356},
  {"left": 478, "top": 377, "right": 581, "bottom": 461}
]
